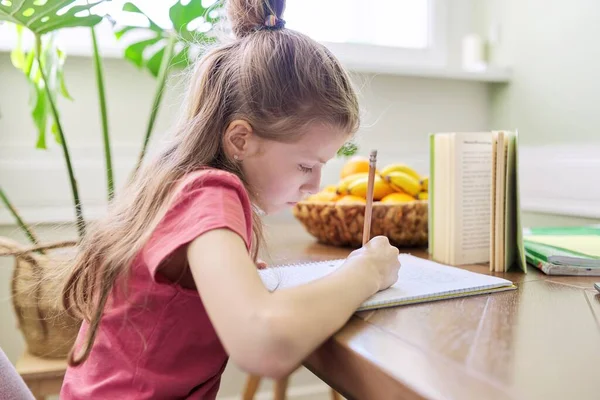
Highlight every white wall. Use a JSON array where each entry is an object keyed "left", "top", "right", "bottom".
[
  {"left": 485, "top": 0, "right": 600, "bottom": 145},
  {"left": 478, "top": 0, "right": 600, "bottom": 220}
]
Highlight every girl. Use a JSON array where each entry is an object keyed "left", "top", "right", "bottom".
[{"left": 60, "top": 0, "right": 401, "bottom": 398}]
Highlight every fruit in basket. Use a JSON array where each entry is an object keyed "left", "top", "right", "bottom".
[
  {"left": 323, "top": 184, "right": 338, "bottom": 193},
  {"left": 382, "top": 171, "right": 421, "bottom": 196},
  {"left": 294, "top": 158, "right": 429, "bottom": 248},
  {"left": 420, "top": 176, "right": 429, "bottom": 192},
  {"left": 379, "top": 163, "right": 421, "bottom": 181},
  {"left": 336, "top": 172, "right": 368, "bottom": 194},
  {"left": 304, "top": 158, "right": 427, "bottom": 205},
  {"left": 340, "top": 156, "right": 370, "bottom": 179},
  {"left": 381, "top": 192, "right": 416, "bottom": 204},
  {"left": 337, "top": 195, "right": 367, "bottom": 204},
  {"left": 347, "top": 175, "right": 395, "bottom": 200},
  {"left": 306, "top": 191, "right": 340, "bottom": 202}
]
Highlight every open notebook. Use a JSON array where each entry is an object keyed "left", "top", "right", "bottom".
[{"left": 259, "top": 254, "right": 516, "bottom": 311}]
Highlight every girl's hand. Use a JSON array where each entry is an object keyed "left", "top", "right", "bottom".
[{"left": 347, "top": 236, "right": 401, "bottom": 292}]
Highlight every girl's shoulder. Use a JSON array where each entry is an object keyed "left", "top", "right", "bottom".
[
  {"left": 174, "top": 168, "right": 250, "bottom": 204},
  {"left": 142, "top": 168, "right": 254, "bottom": 283},
  {"left": 180, "top": 167, "right": 246, "bottom": 189}
]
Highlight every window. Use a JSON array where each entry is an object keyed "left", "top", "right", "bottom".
[
  {"left": 92, "top": 0, "right": 446, "bottom": 70},
  {"left": 285, "top": 0, "right": 430, "bottom": 49},
  {"left": 0, "top": 0, "right": 446, "bottom": 72},
  {"left": 283, "top": 0, "right": 446, "bottom": 71},
  {"left": 101, "top": 0, "right": 432, "bottom": 50}
]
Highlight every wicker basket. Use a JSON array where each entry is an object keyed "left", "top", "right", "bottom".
[
  {"left": 292, "top": 200, "right": 428, "bottom": 248},
  {"left": 0, "top": 237, "right": 82, "bottom": 359}
]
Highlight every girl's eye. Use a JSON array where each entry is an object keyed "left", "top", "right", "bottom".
[{"left": 298, "top": 165, "right": 313, "bottom": 173}]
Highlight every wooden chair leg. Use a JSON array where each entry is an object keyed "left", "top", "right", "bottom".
[
  {"left": 274, "top": 376, "right": 289, "bottom": 400},
  {"left": 242, "top": 375, "right": 261, "bottom": 400},
  {"left": 330, "top": 388, "right": 343, "bottom": 400}
]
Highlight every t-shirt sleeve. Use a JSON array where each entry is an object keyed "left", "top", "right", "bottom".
[{"left": 141, "top": 170, "right": 253, "bottom": 282}]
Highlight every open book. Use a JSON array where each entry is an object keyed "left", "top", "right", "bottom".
[
  {"left": 259, "top": 254, "right": 515, "bottom": 311},
  {"left": 428, "top": 131, "right": 526, "bottom": 272}
]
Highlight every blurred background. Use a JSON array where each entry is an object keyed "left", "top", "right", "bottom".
[{"left": 1, "top": 0, "right": 599, "bottom": 398}]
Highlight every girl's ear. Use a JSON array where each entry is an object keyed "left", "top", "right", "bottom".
[{"left": 224, "top": 120, "right": 255, "bottom": 160}]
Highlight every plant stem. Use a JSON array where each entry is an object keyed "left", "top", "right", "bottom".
[
  {"left": 134, "top": 34, "right": 177, "bottom": 173},
  {"left": 0, "top": 187, "right": 40, "bottom": 246},
  {"left": 35, "top": 35, "right": 86, "bottom": 238},
  {"left": 91, "top": 27, "right": 114, "bottom": 201}
]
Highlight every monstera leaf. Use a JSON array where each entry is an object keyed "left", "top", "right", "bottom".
[
  {"left": 10, "top": 23, "right": 71, "bottom": 148},
  {"left": 114, "top": 0, "right": 221, "bottom": 77},
  {"left": 3, "top": 0, "right": 106, "bottom": 148},
  {"left": 0, "top": 0, "right": 104, "bottom": 35}
]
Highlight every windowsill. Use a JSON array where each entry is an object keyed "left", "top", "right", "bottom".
[
  {"left": 0, "top": 24, "right": 511, "bottom": 83},
  {"left": 339, "top": 61, "right": 511, "bottom": 82}
]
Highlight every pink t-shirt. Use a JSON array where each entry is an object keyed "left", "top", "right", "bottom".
[{"left": 61, "top": 169, "right": 253, "bottom": 399}]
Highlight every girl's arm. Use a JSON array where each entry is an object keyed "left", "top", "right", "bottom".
[{"left": 187, "top": 228, "right": 399, "bottom": 379}]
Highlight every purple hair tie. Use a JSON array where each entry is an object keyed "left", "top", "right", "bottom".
[{"left": 260, "top": 14, "right": 285, "bottom": 30}]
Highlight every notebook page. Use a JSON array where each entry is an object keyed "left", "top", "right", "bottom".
[{"left": 259, "top": 254, "right": 513, "bottom": 309}]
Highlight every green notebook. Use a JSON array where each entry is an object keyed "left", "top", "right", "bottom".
[{"left": 524, "top": 226, "right": 600, "bottom": 275}]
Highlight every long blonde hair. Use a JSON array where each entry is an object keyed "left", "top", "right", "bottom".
[{"left": 62, "top": 0, "right": 360, "bottom": 366}]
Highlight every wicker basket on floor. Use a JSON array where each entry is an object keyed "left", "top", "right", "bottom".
[
  {"left": 0, "top": 238, "right": 81, "bottom": 359},
  {"left": 292, "top": 200, "right": 428, "bottom": 248}
]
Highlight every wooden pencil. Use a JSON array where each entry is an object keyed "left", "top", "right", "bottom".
[{"left": 362, "top": 150, "right": 377, "bottom": 245}]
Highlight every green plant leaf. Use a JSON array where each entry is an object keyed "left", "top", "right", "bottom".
[
  {"left": 169, "top": 0, "right": 219, "bottom": 41},
  {"left": 8, "top": 23, "right": 71, "bottom": 149},
  {"left": 124, "top": 36, "right": 161, "bottom": 68},
  {"left": 0, "top": 0, "right": 105, "bottom": 35},
  {"left": 146, "top": 45, "right": 165, "bottom": 76},
  {"left": 114, "top": 0, "right": 220, "bottom": 78},
  {"left": 32, "top": 84, "right": 48, "bottom": 148},
  {"left": 56, "top": 47, "right": 72, "bottom": 100},
  {"left": 337, "top": 142, "right": 359, "bottom": 157},
  {"left": 50, "top": 120, "right": 61, "bottom": 144}
]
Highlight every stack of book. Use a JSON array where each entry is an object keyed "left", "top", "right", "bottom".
[{"left": 524, "top": 226, "right": 600, "bottom": 275}]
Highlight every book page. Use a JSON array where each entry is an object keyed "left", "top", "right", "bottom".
[
  {"left": 495, "top": 132, "right": 506, "bottom": 271},
  {"left": 453, "top": 133, "right": 493, "bottom": 265},
  {"left": 432, "top": 134, "right": 450, "bottom": 263},
  {"left": 503, "top": 132, "right": 517, "bottom": 271},
  {"left": 259, "top": 255, "right": 514, "bottom": 310},
  {"left": 428, "top": 134, "right": 436, "bottom": 255},
  {"left": 513, "top": 131, "right": 527, "bottom": 272},
  {"left": 490, "top": 132, "right": 498, "bottom": 272},
  {"left": 448, "top": 134, "right": 457, "bottom": 264}
]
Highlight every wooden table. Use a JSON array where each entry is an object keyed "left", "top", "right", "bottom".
[
  {"left": 15, "top": 351, "right": 67, "bottom": 400},
  {"left": 262, "top": 221, "right": 600, "bottom": 400}
]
